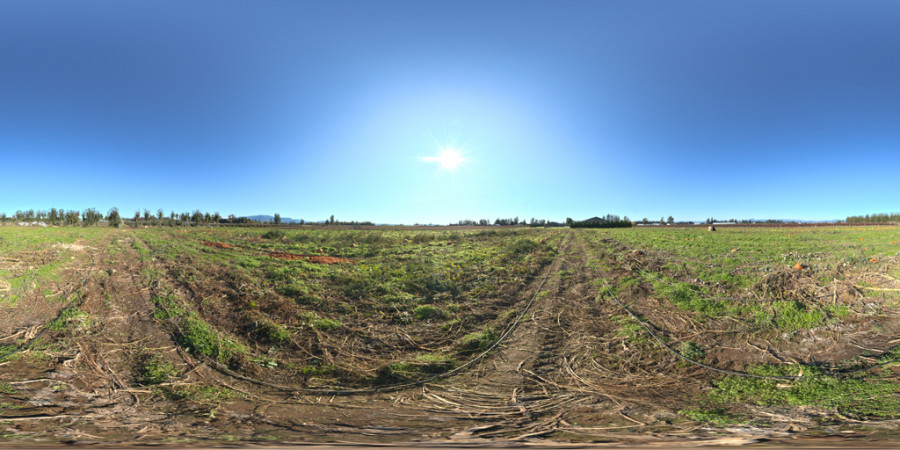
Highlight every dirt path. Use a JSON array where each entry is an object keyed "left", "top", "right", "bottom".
[{"left": 408, "top": 231, "right": 590, "bottom": 440}]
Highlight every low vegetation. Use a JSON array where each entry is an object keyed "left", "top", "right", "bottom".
[{"left": 0, "top": 223, "right": 898, "bottom": 444}]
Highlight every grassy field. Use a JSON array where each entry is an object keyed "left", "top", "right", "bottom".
[{"left": 1, "top": 224, "right": 899, "bottom": 445}]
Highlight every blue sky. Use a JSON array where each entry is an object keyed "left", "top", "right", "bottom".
[{"left": 2, "top": 1, "right": 899, "bottom": 224}]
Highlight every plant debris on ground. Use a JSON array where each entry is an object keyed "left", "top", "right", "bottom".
[{"left": 0, "top": 224, "right": 898, "bottom": 446}]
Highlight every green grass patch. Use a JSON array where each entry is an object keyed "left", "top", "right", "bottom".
[
  {"left": 48, "top": 307, "right": 90, "bottom": 330},
  {"left": 413, "top": 304, "right": 446, "bottom": 321},
  {"left": 772, "top": 301, "right": 825, "bottom": 332},
  {"left": 302, "top": 312, "right": 341, "bottom": 331},
  {"left": 176, "top": 317, "right": 248, "bottom": 362},
  {"left": 0, "top": 344, "right": 17, "bottom": 363},
  {"left": 652, "top": 279, "right": 725, "bottom": 318},
  {"left": 709, "top": 365, "right": 900, "bottom": 419},
  {"left": 679, "top": 407, "right": 742, "bottom": 426},
  {"left": 151, "top": 294, "right": 190, "bottom": 320},
  {"left": 459, "top": 328, "right": 497, "bottom": 353},
  {"left": 612, "top": 314, "right": 650, "bottom": 344}
]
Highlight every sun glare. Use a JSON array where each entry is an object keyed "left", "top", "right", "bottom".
[
  {"left": 437, "top": 149, "right": 463, "bottom": 169},
  {"left": 424, "top": 148, "right": 465, "bottom": 170}
]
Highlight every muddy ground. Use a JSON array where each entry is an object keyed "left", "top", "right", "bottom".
[{"left": 1, "top": 229, "right": 899, "bottom": 447}]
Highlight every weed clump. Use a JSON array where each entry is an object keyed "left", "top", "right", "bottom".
[
  {"left": 612, "top": 314, "right": 650, "bottom": 344},
  {"left": 413, "top": 304, "right": 445, "bottom": 321},
  {"left": 679, "top": 408, "right": 742, "bottom": 426},
  {"left": 652, "top": 280, "right": 725, "bottom": 317},
  {"left": 679, "top": 341, "right": 706, "bottom": 361},
  {"left": 262, "top": 230, "right": 286, "bottom": 240},
  {"left": 772, "top": 300, "right": 825, "bottom": 332},
  {"left": 460, "top": 328, "right": 497, "bottom": 353},
  {"left": 505, "top": 238, "right": 539, "bottom": 256},
  {"left": 302, "top": 312, "right": 341, "bottom": 331},
  {"left": 376, "top": 353, "right": 456, "bottom": 383},
  {"left": 278, "top": 281, "right": 318, "bottom": 304},
  {"left": 48, "top": 307, "right": 90, "bottom": 330},
  {"left": 253, "top": 319, "right": 291, "bottom": 343},
  {"left": 177, "top": 318, "right": 248, "bottom": 362},
  {"left": 135, "top": 353, "right": 177, "bottom": 385}
]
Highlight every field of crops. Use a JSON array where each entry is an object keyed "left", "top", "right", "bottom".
[{"left": 1, "top": 225, "right": 899, "bottom": 445}]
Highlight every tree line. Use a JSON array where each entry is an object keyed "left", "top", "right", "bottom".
[
  {"left": 568, "top": 214, "right": 633, "bottom": 229},
  {"left": 846, "top": 213, "right": 900, "bottom": 224},
  {"left": 452, "top": 218, "right": 566, "bottom": 227},
  {"left": 0, "top": 208, "right": 372, "bottom": 227}
]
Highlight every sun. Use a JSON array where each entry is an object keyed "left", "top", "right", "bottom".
[
  {"left": 424, "top": 148, "right": 465, "bottom": 170},
  {"left": 437, "top": 148, "right": 463, "bottom": 169}
]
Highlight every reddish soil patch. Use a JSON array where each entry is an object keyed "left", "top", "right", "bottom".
[
  {"left": 202, "top": 240, "right": 234, "bottom": 249},
  {"left": 269, "top": 251, "right": 353, "bottom": 264}
]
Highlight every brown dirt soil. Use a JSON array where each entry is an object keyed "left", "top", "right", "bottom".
[
  {"left": 2, "top": 230, "right": 900, "bottom": 447},
  {"left": 201, "top": 240, "right": 234, "bottom": 249},
  {"left": 268, "top": 251, "right": 353, "bottom": 264}
]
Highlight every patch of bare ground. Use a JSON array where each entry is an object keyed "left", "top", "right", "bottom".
[{"left": 268, "top": 251, "right": 353, "bottom": 264}]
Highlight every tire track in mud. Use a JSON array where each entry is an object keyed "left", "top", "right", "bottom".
[
  {"left": 403, "top": 231, "right": 714, "bottom": 442},
  {"left": 182, "top": 231, "right": 591, "bottom": 442},
  {"left": 0, "top": 232, "right": 180, "bottom": 442},
  {"left": 409, "top": 231, "right": 631, "bottom": 440}
]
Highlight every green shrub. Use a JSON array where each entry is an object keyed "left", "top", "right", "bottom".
[
  {"left": 612, "top": 315, "right": 649, "bottom": 344},
  {"left": 150, "top": 294, "right": 188, "bottom": 320}
]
